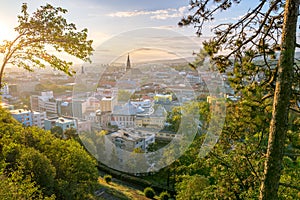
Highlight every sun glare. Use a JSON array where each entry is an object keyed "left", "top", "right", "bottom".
[{"left": 0, "top": 21, "right": 12, "bottom": 42}]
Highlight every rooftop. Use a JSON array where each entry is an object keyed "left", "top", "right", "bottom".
[
  {"left": 109, "top": 129, "right": 154, "bottom": 142},
  {"left": 10, "top": 109, "right": 30, "bottom": 115},
  {"left": 46, "top": 116, "right": 76, "bottom": 124}
]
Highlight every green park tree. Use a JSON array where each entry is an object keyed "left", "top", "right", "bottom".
[
  {"left": 17, "top": 147, "right": 56, "bottom": 196},
  {"left": 118, "top": 90, "right": 132, "bottom": 102},
  {"left": 0, "top": 3, "right": 94, "bottom": 88},
  {"left": 176, "top": 175, "right": 210, "bottom": 200},
  {"left": 180, "top": 0, "right": 299, "bottom": 199},
  {"left": 50, "top": 126, "right": 64, "bottom": 138}
]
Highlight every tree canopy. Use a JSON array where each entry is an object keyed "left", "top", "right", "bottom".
[
  {"left": 0, "top": 107, "right": 99, "bottom": 199},
  {"left": 0, "top": 3, "right": 94, "bottom": 88},
  {"left": 179, "top": 0, "right": 300, "bottom": 199}
]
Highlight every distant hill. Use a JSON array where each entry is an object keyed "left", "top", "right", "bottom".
[{"left": 112, "top": 56, "right": 195, "bottom": 66}]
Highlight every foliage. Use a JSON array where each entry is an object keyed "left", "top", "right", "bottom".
[
  {"left": 64, "top": 127, "right": 78, "bottom": 139},
  {"left": 35, "top": 83, "right": 73, "bottom": 94},
  {"left": 17, "top": 147, "right": 56, "bottom": 196},
  {"left": 166, "top": 106, "right": 181, "bottom": 132},
  {"left": 118, "top": 90, "right": 132, "bottom": 102},
  {"left": 179, "top": 0, "right": 300, "bottom": 199},
  {"left": 50, "top": 126, "right": 63, "bottom": 138},
  {"left": 143, "top": 187, "right": 155, "bottom": 198},
  {"left": 166, "top": 101, "right": 210, "bottom": 133},
  {"left": 104, "top": 174, "right": 112, "bottom": 184},
  {"left": 176, "top": 175, "right": 209, "bottom": 200},
  {"left": 0, "top": 3, "right": 94, "bottom": 88},
  {"left": 0, "top": 169, "right": 55, "bottom": 200},
  {"left": 98, "top": 176, "right": 149, "bottom": 200},
  {"left": 0, "top": 108, "right": 99, "bottom": 199},
  {"left": 159, "top": 191, "right": 170, "bottom": 200},
  {"left": 172, "top": 97, "right": 300, "bottom": 199}
]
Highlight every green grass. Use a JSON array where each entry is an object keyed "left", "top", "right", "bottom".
[{"left": 97, "top": 176, "right": 155, "bottom": 200}]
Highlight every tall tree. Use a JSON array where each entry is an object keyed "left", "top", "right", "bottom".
[
  {"left": 0, "top": 3, "right": 93, "bottom": 88},
  {"left": 260, "top": 1, "right": 299, "bottom": 199},
  {"left": 180, "top": 0, "right": 299, "bottom": 199}
]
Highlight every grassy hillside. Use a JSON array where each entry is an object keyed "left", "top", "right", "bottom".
[{"left": 97, "top": 176, "right": 152, "bottom": 200}]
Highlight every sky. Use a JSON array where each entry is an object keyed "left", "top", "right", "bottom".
[{"left": 0, "top": 0, "right": 260, "bottom": 64}]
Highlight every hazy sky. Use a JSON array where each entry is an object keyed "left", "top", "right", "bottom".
[{"left": 0, "top": 0, "right": 260, "bottom": 64}]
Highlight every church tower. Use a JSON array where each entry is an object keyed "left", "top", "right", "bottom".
[{"left": 126, "top": 54, "right": 131, "bottom": 71}]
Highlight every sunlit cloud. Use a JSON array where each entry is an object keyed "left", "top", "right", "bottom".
[{"left": 108, "top": 6, "right": 189, "bottom": 20}]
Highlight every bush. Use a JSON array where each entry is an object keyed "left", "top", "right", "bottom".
[
  {"left": 104, "top": 175, "right": 112, "bottom": 184},
  {"left": 159, "top": 191, "right": 170, "bottom": 200},
  {"left": 144, "top": 187, "right": 155, "bottom": 198}
]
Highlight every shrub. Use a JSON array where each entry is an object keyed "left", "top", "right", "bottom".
[
  {"left": 144, "top": 187, "right": 155, "bottom": 198},
  {"left": 104, "top": 175, "right": 112, "bottom": 184},
  {"left": 159, "top": 191, "right": 170, "bottom": 200}
]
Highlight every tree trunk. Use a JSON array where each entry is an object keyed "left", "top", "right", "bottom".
[{"left": 259, "top": 0, "right": 299, "bottom": 199}]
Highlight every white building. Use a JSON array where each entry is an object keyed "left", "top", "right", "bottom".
[
  {"left": 30, "top": 91, "right": 58, "bottom": 115},
  {"left": 130, "top": 99, "right": 151, "bottom": 108},
  {"left": 111, "top": 101, "right": 145, "bottom": 128},
  {"left": 135, "top": 106, "right": 166, "bottom": 128},
  {"left": 186, "top": 73, "right": 202, "bottom": 84},
  {"left": 31, "top": 111, "right": 47, "bottom": 128},
  {"left": 38, "top": 98, "right": 57, "bottom": 114},
  {"left": 10, "top": 109, "right": 47, "bottom": 129},
  {"left": 44, "top": 116, "right": 77, "bottom": 131},
  {"left": 108, "top": 129, "right": 155, "bottom": 151}
]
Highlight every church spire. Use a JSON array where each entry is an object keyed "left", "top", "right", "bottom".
[{"left": 126, "top": 54, "right": 131, "bottom": 71}]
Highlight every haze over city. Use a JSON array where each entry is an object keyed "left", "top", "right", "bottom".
[{"left": 0, "top": 0, "right": 260, "bottom": 64}]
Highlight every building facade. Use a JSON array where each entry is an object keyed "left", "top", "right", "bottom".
[
  {"left": 108, "top": 129, "right": 155, "bottom": 151},
  {"left": 100, "top": 96, "right": 117, "bottom": 112},
  {"left": 44, "top": 116, "right": 77, "bottom": 131},
  {"left": 10, "top": 109, "right": 32, "bottom": 126},
  {"left": 31, "top": 111, "right": 47, "bottom": 129},
  {"left": 30, "top": 91, "right": 58, "bottom": 115}
]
